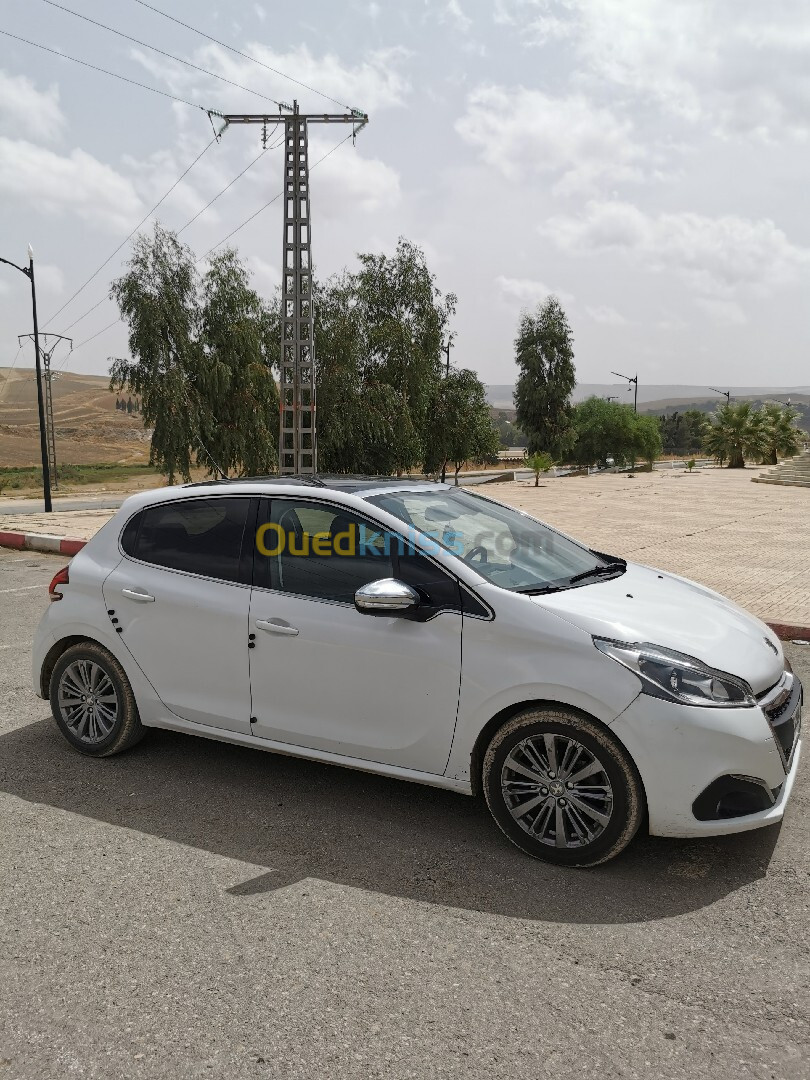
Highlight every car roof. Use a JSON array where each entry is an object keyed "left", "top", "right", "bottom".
[{"left": 180, "top": 475, "right": 448, "bottom": 496}]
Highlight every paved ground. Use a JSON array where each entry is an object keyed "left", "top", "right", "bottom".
[{"left": 1, "top": 549, "right": 808, "bottom": 1079}]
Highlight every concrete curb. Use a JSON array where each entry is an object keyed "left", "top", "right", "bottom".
[
  {"left": 0, "top": 530, "right": 86, "bottom": 556},
  {"left": 1, "top": 529, "right": 808, "bottom": 642}
]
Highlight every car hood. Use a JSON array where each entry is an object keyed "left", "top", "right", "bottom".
[{"left": 532, "top": 562, "right": 783, "bottom": 696}]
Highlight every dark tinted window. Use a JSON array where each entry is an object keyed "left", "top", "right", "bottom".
[
  {"left": 129, "top": 498, "right": 250, "bottom": 583},
  {"left": 258, "top": 499, "right": 395, "bottom": 603}
]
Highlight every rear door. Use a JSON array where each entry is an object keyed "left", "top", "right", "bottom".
[{"left": 102, "top": 496, "right": 256, "bottom": 733}]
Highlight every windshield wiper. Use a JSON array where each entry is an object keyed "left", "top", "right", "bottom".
[
  {"left": 514, "top": 583, "right": 567, "bottom": 595},
  {"left": 568, "top": 562, "right": 626, "bottom": 585}
]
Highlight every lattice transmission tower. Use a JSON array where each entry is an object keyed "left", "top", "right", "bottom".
[
  {"left": 17, "top": 332, "right": 72, "bottom": 489},
  {"left": 217, "top": 102, "right": 368, "bottom": 474}
]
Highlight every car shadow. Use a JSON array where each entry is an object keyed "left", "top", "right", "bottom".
[{"left": 0, "top": 718, "right": 780, "bottom": 924}]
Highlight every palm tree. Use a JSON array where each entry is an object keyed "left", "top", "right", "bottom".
[
  {"left": 525, "top": 451, "right": 554, "bottom": 486},
  {"left": 703, "top": 402, "right": 768, "bottom": 468},
  {"left": 760, "top": 403, "right": 802, "bottom": 465}
]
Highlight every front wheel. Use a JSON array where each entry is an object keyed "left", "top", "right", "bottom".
[
  {"left": 50, "top": 641, "right": 144, "bottom": 757},
  {"left": 483, "top": 708, "right": 644, "bottom": 867}
]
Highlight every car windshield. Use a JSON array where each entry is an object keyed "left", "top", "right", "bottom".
[{"left": 365, "top": 487, "right": 625, "bottom": 593}]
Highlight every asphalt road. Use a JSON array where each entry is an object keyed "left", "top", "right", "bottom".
[
  {"left": 1, "top": 548, "right": 808, "bottom": 1080},
  {"left": 0, "top": 496, "right": 126, "bottom": 516}
]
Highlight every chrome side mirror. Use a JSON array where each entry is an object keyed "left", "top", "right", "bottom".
[{"left": 354, "top": 578, "right": 420, "bottom": 615}]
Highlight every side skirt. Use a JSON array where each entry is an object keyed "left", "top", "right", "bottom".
[{"left": 147, "top": 712, "right": 474, "bottom": 796}]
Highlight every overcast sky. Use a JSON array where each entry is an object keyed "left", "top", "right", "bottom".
[{"left": 1, "top": 0, "right": 809, "bottom": 389}]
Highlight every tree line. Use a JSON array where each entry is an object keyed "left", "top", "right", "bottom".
[
  {"left": 109, "top": 226, "right": 803, "bottom": 481},
  {"left": 109, "top": 226, "right": 498, "bottom": 482}
]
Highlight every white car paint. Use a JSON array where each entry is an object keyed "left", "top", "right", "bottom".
[{"left": 32, "top": 479, "right": 801, "bottom": 842}]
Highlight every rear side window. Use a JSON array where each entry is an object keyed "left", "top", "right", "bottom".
[{"left": 123, "top": 498, "right": 250, "bottom": 583}]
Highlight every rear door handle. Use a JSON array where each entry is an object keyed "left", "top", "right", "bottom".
[
  {"left": 255, "top": 618, "right": 299, "bottom": 636},
  {"left": 122, "top": 588, "right": 155, "bottom": 603}
]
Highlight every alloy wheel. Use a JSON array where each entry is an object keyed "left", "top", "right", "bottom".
[
  {"left": 57, "top": 660, "right": 119, "bottom": 745},
  {"left": 500, "top": 733, "right": 614, "bottom": 848}
]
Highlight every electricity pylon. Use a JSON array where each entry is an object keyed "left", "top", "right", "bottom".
[
  {"left": 217, "top": 102, "right": 368, "bottom": 474},
  {"left": 18, "top": 332, "right": 72, "bottom": 489}
]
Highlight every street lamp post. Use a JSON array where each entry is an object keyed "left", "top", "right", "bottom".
[
  {"left": 611, "top": 371, "right": 638, "bottom": 412},
  {"left": 708, "top": 387, "right": 731, "bottom": 405},
  {"left": 0, "top": 246, "right": 52, "bottom": 511}
]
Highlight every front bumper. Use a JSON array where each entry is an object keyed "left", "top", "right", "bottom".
[{"left": 610, "top": 677, "right": 802, "bottom": 838}]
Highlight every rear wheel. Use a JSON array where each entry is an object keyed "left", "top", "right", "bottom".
[
  {"left": 50, "top": 641, "right": 144, "bottom": 757},
  {"left": 483, "top": 707, "right": 644, "bottom": 867}
]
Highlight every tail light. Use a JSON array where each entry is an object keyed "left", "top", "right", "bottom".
[{"left": 48, "top": 565, "right": 70, "bottom": 601}]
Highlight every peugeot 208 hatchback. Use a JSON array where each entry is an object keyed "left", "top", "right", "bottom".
[{"left": 33, "top": 478, "right": 802, "bottom": 867}]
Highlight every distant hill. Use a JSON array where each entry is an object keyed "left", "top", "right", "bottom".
[
  {"left": 0, "top": 366, "right": 149, "bottom": 467},
  {"left": 487, "top": 383, "right": 810, "bottom": 410}
]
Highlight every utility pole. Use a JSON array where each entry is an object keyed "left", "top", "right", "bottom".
[
  {"left": 1, "top": 246, "right": 52, "bottom": 510},
  {"left": 443, "top": 335, "right": 454, "bottom": 377},
  {"left": 611, "top": 371, "right": 638, "bottom": 412},
  {"left": 217, "top": 102, "right": 368, "bottom": 474},
  {"left": 18, "top": 333, "right": 72, "bottom": 490},
  {"left": 709, "top": 387, "right": 731, "bottom": 405}
]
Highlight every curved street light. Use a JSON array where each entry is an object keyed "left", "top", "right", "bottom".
[{"left": 611, "top": 371, "right": 638, "bottom": 412}]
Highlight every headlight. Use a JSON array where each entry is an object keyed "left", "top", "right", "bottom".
[{"left": 594, "top": 638, "right": 756, "bottom": 708}]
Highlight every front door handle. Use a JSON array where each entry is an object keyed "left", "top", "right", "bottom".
[
  {"left": 255, "top": 618, "right": 299, "bottom": 636},
  {"left": 122, "top": 587, "right": 155, "bottom": 603}
]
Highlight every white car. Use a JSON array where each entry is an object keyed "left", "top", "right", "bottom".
[{"left": 32, "top": 478, "right": 802, "bottom": 867}]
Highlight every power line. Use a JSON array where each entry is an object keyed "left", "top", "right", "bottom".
[
  {"left": 0, "top": 29, "right": 206, "bottom": 112},
  {"left": 62, "top": 295, "right": 111, "bottom": 335},
  {"left": 199, "top": 131, "right": 354, "bottom": 261},
  {"left": 177, "top": 135, "right": 283, "bottom": 235},
  {"left": 44, "top": 136, "right": 218, "bottom": 329},
  {"left": 41, "top": 0, "right": 288, "bottom": 110},
  {"left": 130, "top": 0, "right": 355, "bottom": 111},
  {"left": 59, "top": 133, "right": 283, "bottom": 336}
]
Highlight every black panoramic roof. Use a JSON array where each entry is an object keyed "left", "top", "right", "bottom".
[{"left": 182, "top": 474, "right": 441, "bottom": 493}]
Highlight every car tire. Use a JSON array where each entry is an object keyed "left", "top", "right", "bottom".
[
  {"left": 50, "top": 641, "right": 144, "bottom": 757},
  {"left": 483, "top": 707, "right": 644, "bottom": 867}
]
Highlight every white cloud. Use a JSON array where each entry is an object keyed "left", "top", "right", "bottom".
[
  {"left": 456, "top": 86, "right": 644, "bottom": 193},
  {"left": 0, "top": 70, "right": 65, "bottom": 142},
  {"left": 246, "top": 255, "right": 280, "bottom": 294},
  {"left": 545, "top": 200, "right": 810, "bottom": 298},
  {"left": 310, "top": 137, "right": 400, "bottom": 214},
  {"left": 443, "top": 1, "right": 472, "bottom": 33},
  {"left": 0, "top": 138, "right": 142, "bottom": 231},
  {"left": 499, "top": 0, "right": 810, "bottom": 140},
  {"left": 695, "top": 298, "right": 747, "bottom": 326},
  {"left": 36, "top": 264, "right": 65, "bottom": 296},
  {"left": 131, "top": 43, "right": 409, "bottom": 113},
  {"left": 586, "top": 304, "right": 627, "bottom": 325},
  {"left": 496, "top": 275, "right": 573, "bottom": 306},
  {"left": 253, "top": 4, "right": 266, "bottom": 22}
]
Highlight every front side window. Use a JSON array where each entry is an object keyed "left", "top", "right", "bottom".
[
  {"left": 123, "top": 498, "right": 250, "bottom": 583},
  {"left": 365, "top": 488, "right": 624, "bottom": 594},
  {"left": 257, "top": 499, "right": 395, "bottom": 603}
]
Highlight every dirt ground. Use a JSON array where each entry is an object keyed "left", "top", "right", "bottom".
[{"left": 0, "top": 366, "right": 149, "bottom": 468}]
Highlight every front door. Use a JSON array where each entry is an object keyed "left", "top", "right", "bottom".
[
  {"left": 248, "top": 497, "right": 462, "bottom": 774},
  {"left": 103, "top": 496, "right": 255, "bottom": 733}
]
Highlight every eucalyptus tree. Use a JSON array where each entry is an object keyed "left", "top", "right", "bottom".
[
  {"left": 109, "top": 224, "right": 203, "bottom": 483},
  {"left": 513, "top": 296, "right": 576, "bottom": 457},
  {"left": 199, "top": 248, "right": 279, "bottom": 477},
  {"left": 423, "top": 368, "right": 500, "bottom": 483}
]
